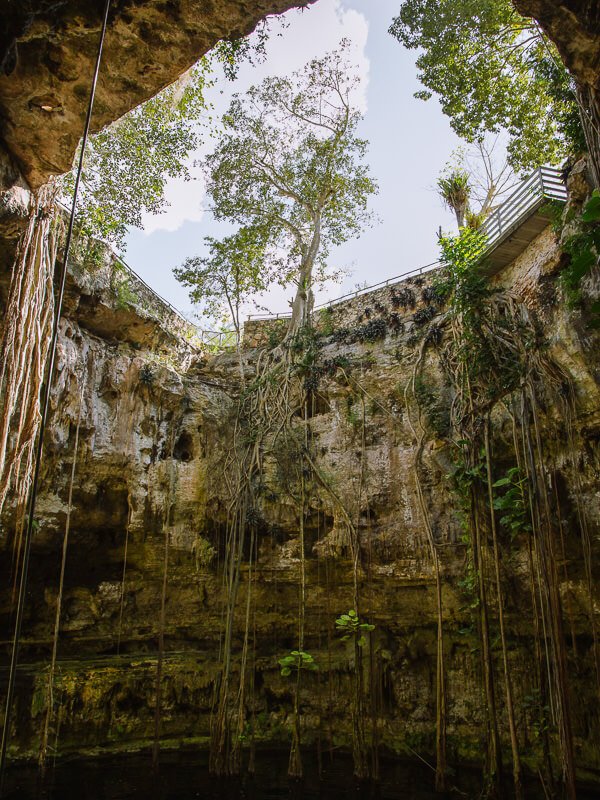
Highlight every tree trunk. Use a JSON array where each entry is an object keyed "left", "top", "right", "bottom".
[
  {"left": 287, "top": 214, "right": 321, "bottom": 337},
  {"left": 288, "top": 261, "right": 314, "bottom": 336}
]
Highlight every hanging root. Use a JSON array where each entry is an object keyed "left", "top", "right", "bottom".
[
  {"left": 38, "top": 360, "right": 87, "bottom": 773},
  {"left": 0, "top": 182, "right": 61, "bottom": 529}
]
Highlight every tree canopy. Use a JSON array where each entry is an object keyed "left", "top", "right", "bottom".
[
  {"left": 61, "top": 61, "right": 211, "bottom": 249},
  {"left": 174, "top": 228, "right": 271, "bottom": 343},
  {"left": 389, "top": 0, "right": 585, "bottom": 172},
  {"left": 199, "top": 41, "right": 378, "bottom": 334}
]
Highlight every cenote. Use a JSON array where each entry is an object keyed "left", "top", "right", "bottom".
[{"left": 1, "top": 1, "right": 600, "bottom": 799}]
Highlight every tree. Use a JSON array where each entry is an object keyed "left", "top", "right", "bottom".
[
  {"left": 203, "top": 41, "right": 378, "bottom": 336},
  {"left": 174, "top": 228, "right": 272, "bottom": 377},
  {"left": 389, "top": 0, "right": 585, "bottom": 173},
  {"left": 59, "top": 62, "right": 211, "bottom": 249}
]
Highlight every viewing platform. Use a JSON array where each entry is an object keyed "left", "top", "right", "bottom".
[
  {"left": 245, "top": 165, "right": 567, "bottom": 328},
  {"left": 479, "top": 165, "right": 567, "bottom": 274}
]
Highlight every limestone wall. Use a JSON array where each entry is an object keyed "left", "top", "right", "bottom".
[
  {"left": 243, "top": 267, "right": 443, "bottom": 349},
  {"left": 1, "top": 215, "right": 599, "bottom": 788}
]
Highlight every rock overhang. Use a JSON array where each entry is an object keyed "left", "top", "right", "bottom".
[{"left": 0, "top": 0, "right": 317, "bottom": 190}]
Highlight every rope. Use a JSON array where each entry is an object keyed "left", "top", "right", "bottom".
[
  {"left": 0, "top": 0, "right": 111, "bottom": 790},
  {"left": 39, "top": 361, "right": 88, "bottom": 773}
]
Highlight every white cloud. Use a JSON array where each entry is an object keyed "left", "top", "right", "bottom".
[
  {"left": 138, "top": 0, "right": 370, "bottom": 236},
  {"left": 250, "top": 0, "right": 370, "bottom": 110},
  {"left": 140, "top": 165, "right": 206, "bottom": 234}
]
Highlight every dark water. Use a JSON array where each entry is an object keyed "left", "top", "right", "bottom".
[{"left": 3, "top": 751, "right": 598, "bottom": 800}]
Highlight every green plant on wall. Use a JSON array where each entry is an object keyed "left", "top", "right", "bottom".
[
  {"left": 71, "top": 232, "right": 106, "bottom": 274},
  {"left": 414, "top": 376, "right": 450, "bottom": 439},
  {"left": 319, "top": 306, "right": 335, "bottom": 336},
  {"left": 115, "top": 279, "right": 139, "bottom": 310},
  {"left": 560, "top": 189, "right": 600, "bottom": 326},
  {"left": 492, "top": 467, "right": 532, "bottom": 541},
  {"left": 278, "top": 650, "right": 318, "bottom": 677},
  {"left": 111, "top": 261, "right": 139, "bottom": 310},
  {"left": 434, "top": 227, "right": 489, "bottom": 317},
  {"left": 335, "top": 609, "right": 375, "bottom": 648},
  {"left": 451, "top": 448, "right": 485, "bottom": 613},
  {"left": 193, "top": 535, "right": 216, "bottom": 571}
]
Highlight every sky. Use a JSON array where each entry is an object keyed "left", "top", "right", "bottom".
[{"left": 122, "top": 0, "right": 463, "bottom": 325}]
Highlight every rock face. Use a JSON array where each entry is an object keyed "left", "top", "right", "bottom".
[
  {"left": 0, "top": 176, "right": 599, "bottom": 787},
  {"left": 513, "top": 1, "right": 600, "bottom": 86},
  {"left": 0, "top": 0, "right": 314, "bottom": 191}
]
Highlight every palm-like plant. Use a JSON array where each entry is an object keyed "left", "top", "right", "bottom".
[{"left": 438, "top": 168, "right": 471, "bottom": 228}]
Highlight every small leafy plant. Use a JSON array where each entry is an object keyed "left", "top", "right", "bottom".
[
  {"left": 335, "top": 609, "right": 375, "bottom": 648},
  {"left": 560, "top": 189, "right": 600, "bottom": 326},
  {"left": 492, "top": 466, "right": 531, "bottom": 539},
  {"left": 278, "top": 650, "right": 318, "bottom": 677}
]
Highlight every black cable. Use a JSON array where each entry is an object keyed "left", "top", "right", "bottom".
[{"left": 0, "top": 0, "right": 111, "bottom": 792}]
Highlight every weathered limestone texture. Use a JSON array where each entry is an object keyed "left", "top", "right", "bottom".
[
  {"left": 0, "top": 0, "right": 315, "bottom": 191},
  {"left": 0, "top": 208, "right": 599, "bottom": 785}
]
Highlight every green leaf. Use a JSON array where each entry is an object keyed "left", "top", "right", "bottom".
[
  {"left": 389, "top": 0, "right": 580, "bottom": 173},
  {"left": 581, "top": 191, "right": 600, "bottom": 223},
  {"left": 281, "top": 667, "right": 292, "bottom": 677}
]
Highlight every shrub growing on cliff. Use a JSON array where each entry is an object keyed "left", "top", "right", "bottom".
[
  {"left": 278, "top": 650, "right": 318, "bottom": 677},
  {"left": 336, "top": 609, "right": 375, "bottom": 648}
]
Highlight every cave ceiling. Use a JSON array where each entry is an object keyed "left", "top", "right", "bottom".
[{"left": 0, "top": 0, "right": 316, "bottom": 189}]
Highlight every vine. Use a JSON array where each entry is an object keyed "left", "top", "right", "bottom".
[
  {"left": 559, "top": 189, "right": 600, "bottom": 326},
  {"left": 406, "top": 223, "right": 584, "bottom": 798}
]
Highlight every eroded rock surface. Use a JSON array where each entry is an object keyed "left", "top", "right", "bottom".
[
  {"left": 0, "top": 183, "right": 599, "bottom": 783},
  {"left": 513, "top": 1, "right": 600, "bottom": 88},
  {"left": 0, "top": 0, "right": 315, "bottom": 190}
]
